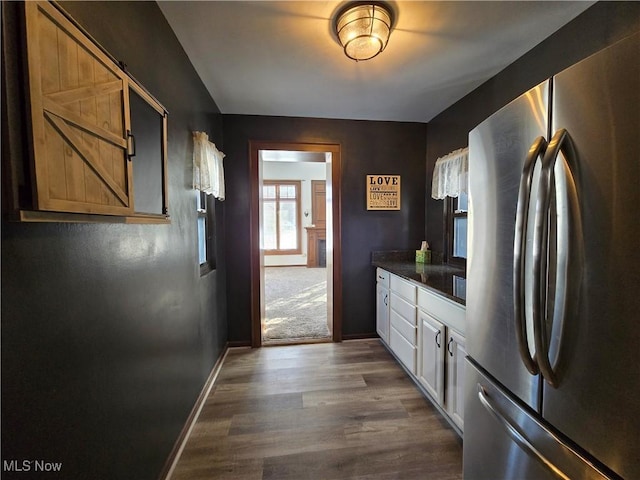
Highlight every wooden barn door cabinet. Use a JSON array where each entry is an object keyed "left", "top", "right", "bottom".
[{"left": 5, "top": 1, "right": 169, "bottom": 223}]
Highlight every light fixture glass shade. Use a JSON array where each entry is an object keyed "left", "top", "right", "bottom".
[{"left": 335, "top": 3, "right": 392, "bottom": 61}]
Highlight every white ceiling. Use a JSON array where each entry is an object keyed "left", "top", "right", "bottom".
[{"left": 158, "top": 1, "right": 593, "bottom": 123}]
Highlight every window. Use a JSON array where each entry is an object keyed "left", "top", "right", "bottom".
[
  {"left": 262, "top": 181, "right": 302, "bottom": 254},
  {"left": 445, "top": 192, "right": 468, "bottom": 266},
  {"left": 197, "top": 191, "right": 216, "bottom": 275},
  {"left": 432, "top": 147, "right": 468, "bottom": 267}
]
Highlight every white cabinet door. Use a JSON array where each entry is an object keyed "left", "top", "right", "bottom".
[
  {"left": 376, "top": 283, "right": 390, "bottom": 343},
  {"left": 445, "top": 329, "right": 466, "bottom": 431},
  {"left": 418, "top": 311, "right": 445, "bottom": 406}
]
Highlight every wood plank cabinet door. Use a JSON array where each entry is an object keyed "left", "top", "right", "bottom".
[
  {"left": 24, "top": 1, "right": 133, "bottom": 216},
  {"left": 418, "top": 310, "right": 445, "bottom": 405}
]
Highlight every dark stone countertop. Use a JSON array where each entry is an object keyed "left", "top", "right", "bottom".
[{"left": 372, "top": 251, "right": 467, "bottom": 306}]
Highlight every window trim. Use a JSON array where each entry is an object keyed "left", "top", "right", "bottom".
[
  {"left": 198, "top": 191, "right": 216, "bottom": 276},
  {"left": 443, "top": 195, "right": 467, "bottom": 268},
  {"left": 262, "top": 180, "right": 302, "bottom": 255}
]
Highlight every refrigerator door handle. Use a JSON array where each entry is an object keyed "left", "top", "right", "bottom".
[
  {"left": 477, "top": 383, "right": 571, "bottom": 480},
  {"left": 532, "top": 128, "right": 579, "bottom": 388},
  {"left": 514, "top": 136, "right": 546, "bottom": 375}
]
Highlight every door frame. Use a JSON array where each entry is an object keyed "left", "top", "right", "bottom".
[{"left": 249, "top": 141, "right": 342, "bottom": 347}]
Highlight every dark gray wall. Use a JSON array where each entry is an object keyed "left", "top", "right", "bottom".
[
  {"left": 1, "top": 2, "right": 226, "bottom": 479},
  {"left": 3, "top": 1, "right": 639, "bottom": 478},
  {"left": 222, "top": 115, "right": 427, "bottom": 342},
  {"left": 426, "top": 1, "right": 640, "bottom": 255}
]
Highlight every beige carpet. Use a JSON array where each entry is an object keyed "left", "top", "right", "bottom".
[{"left": 263, "top": 266, "right": 330, "bottom": 341}]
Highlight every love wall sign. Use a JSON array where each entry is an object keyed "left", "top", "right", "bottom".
[{"left": 366, "top": 175, "right": 401, "bottom": 210}]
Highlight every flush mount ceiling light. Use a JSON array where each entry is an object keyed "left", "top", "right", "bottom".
[{"left": 334, "top": 2, "right": 393, "bottom": 62}]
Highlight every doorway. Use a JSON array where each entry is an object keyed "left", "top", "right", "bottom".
[{"left": 249, "top": 142, "right": 342, "bottom": 347}]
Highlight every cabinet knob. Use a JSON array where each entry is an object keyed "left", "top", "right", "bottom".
[
  {"left": 447, "top": 337, "right": 454, "bottom": 357},
  {"left": 435, "top": 330, "right": 441, "bottom": 348}
]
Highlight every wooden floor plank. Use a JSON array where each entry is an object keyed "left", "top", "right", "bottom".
[{"left": 170, "top": 339, "right": 462, "bottom": 480}]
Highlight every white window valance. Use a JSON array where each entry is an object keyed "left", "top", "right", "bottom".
[
  {"left": 431, "top": 147, "right": 468, "bottom": 200},
  {"left": 193, "top": 131, "right": 225, "bottom": 200}
]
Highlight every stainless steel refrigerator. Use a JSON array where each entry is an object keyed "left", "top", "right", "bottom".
[{"left": 464, "top": 32, "right": 639, "bottom": 479}]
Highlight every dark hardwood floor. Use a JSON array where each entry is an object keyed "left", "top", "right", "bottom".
[{"left": 170, "top": 339, "right": 462, "bottom": 479}]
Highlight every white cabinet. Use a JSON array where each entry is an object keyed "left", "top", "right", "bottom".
[
  {"left": 376, "top": 269, "right": 390, "bottom": 343},
  {"left": 417, "top": 284, "right": 466, "bottom": 433},
  {"left": 417, "top": 287, "right": 465, "bottom": 334},
  {"left": 376, "top": 283, "right": 390, "bottom": 343},
  {"left": 388, "top": 275, "right": 417, "bottom": 374},
  {"left": 374, "top": 268, "right": 466, "bottom": 434},
  {"left": 445, "top": 329, "right": 466, "bottom": 431},
  {"left": 390, "top": 275, "right": 417, "bottom": 303},
  {"left": 418, "top": 311, "right": 445, "bottom": 405}
]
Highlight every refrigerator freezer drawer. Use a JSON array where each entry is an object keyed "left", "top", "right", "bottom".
[{"left": 464, "top": 358, "right": 615, "bottom": 480}]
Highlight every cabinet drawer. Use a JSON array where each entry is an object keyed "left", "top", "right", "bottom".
[
  {"left": 390, "top": 292, "right": 416, "bottom": 324},
  {"left": 376, "top": 268, "right": 390, "bottom": 288},
  {"left": 390, "top": 326, "right": 417, "bottom": 373},
  {"left": 418, "top": 287, "right": 465, "bottom": 335},
  {"left": 390, "top": 309, "right": 417, "bottom": 344},
  {"left": 390, "top": 275, "right": 417, "bottom": 303}
]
